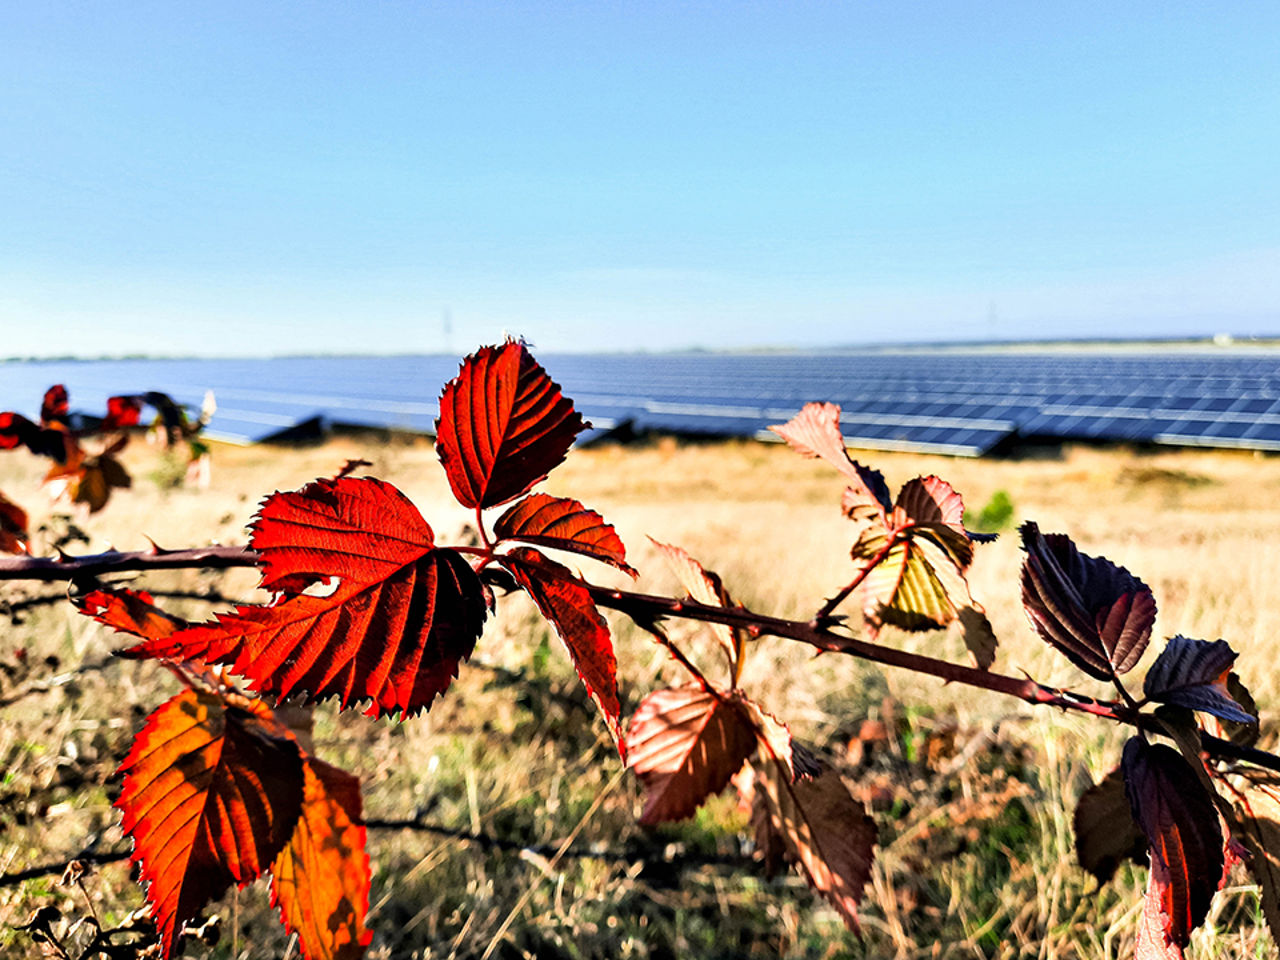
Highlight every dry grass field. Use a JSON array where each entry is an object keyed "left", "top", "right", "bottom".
[{"left": 0, "top": 432, "right": 1276, "bottom": 959}]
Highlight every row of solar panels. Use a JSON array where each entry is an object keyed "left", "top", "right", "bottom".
[{"left": 4, "top": 350, "right": 1280, "bottom": 456}]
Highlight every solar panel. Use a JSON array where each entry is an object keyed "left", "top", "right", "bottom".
[
  {"left": 5, "top": 349, "right": 1280, "bottom": 456},
  {"left": 1231, "top": 397, "right": 1277, "bottom": 414}
]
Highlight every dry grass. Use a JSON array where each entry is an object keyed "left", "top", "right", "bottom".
[{"left": 0, "top": 433, "right": 1277, "bottom": 958}]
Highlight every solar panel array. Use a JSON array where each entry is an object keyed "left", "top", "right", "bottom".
[{"left": 4, "top": 350, "right": 1280, "bottom": 456}]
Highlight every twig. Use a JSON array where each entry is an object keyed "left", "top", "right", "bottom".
[
  {"left": 3, "top": 588, "right": 239, "bottom": 617},
  {"left": 1, "top": 811, "right": 750, "bottom": 890},
  {"left": 0, "top": 849, "right": 131, "bottom": 886},
  {"left": 0, "top": 657, "right": 118, "bottom": 708}
]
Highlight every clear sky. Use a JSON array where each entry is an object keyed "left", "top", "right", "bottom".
[{"left": 3, "top": 2, "right": 1278, "bottom": 357}]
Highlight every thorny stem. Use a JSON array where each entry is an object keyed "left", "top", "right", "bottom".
[
  {"left": 811, "top": 533, "right": 898, "bottom": 624},
  {"left": 0, "top": 545, "right": 255, "bottom": 582},
  {"left": 2, "top": 543, "right": 1278, "bottom": 773}
]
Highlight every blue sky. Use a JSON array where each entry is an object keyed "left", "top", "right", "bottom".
[{"left": 3, "top": 2, "right": 1278, "bottom": 356}]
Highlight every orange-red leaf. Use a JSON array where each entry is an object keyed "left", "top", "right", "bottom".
[
  {"left": 102, "top": 395, "right": 144, "bottom": 430},
  {"left": 1122, "top": 737, "right": 1223, "bottom": 947},
  {"left": 271, "top": 759, "right": 371, "bottom": 960},
  {"left": 626, "top": 685, "right": 758, "bottom": 824},
  {"left": 740, "top": 754, "right": 877, "bottom": 932},
  {"left": 493, "top": 493, "right": 636, "bottom": 576},
  {"left": 123, "top": 477, "right": 488, "bottom": 719},
  {"left": 892, "top": 474, "right": 995, "bottom": 556},
  {"left": 117, "top": 688, "right": 305, "bottom": 958},
  {"left": 500, "top": 547, "right": 622, "bottom": 756},
  {"left": 436, "top": 341, "right": 585, "bottom": 509},
  {"left": 80, "top": 587, "right": 190, "bottom": 640},
  {"left": 45, "top": 451, "right": 131, "bottom": 513},
  {"left": 0, "top": 489, "right": 28, "bottom": 554}
]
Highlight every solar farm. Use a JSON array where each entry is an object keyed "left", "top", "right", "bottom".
[{"left": 4, "top": 349, "right": 1280, "bottom": 456}]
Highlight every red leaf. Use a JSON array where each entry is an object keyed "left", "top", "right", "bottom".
[
  {"left": 626, "top": 685, "right": 759, "bottom": 824},
  {"left": 892, "top": 475, "right": 995, "bottom": 553},
  {"left": 1020, "top": 522, "right": 1157, "bottom": 681},
  {"left": 271, "top": 759, "right": 371, "bottom": 960},
  {"left": 41, "top": 385, "right": 69, "bottom": 427},
  {"left": 123, "top": 477, "right": 489, "bottom": 719},
  {"left": 1135, "top": 857, "right": 1187, "bottom": 959},
  {"left": 500, "top": 547, "right": 623, "bottom": 756},
  {"left": 1121, "top": 737, "right": 1223, "bottom": 947},
  {"left": 0, "top": 412, "right": 70, "bottom": 461},
  {"left": 769, "top": 403, "right": 892, "bottom": 518},
  {"left": 740, "top": 754, "right": 877, "bottom": 932},
  {"left": 493, "top": 493, "right": 636, "bottom": 576},
  {"left": 102, "top": 395, "right": 144, "bottom": 430},
  {"left": 846, "top": 475, "right": 998, "bottom": 638},
  {"left": 436, "top": 341, "right": 585, "bottom": 509},
  {"left": 1143, "top": 636, "right": 1255, "bottom": 724},
  {"left": 891, "top": 475, "right": 965, "bottom": 531},
  {"left": 116, "top": 688, "right": 305, "bottom": 958},
  {"left": 0, "top": 489, "right": 28, "bottom": 554},
  {"left": 79, "top": 587, "right": 190, "bottom": 640}
]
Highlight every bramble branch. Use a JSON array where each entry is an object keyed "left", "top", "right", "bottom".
[
  {"left": 2, "top": 543, "right": 1276, "bottom": 774},
  {"left": 0, "top": 545, "right": 254, "bottom": 582}
]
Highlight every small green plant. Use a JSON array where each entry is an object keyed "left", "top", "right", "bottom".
[{"left": 971, "top": 488, "right": 1014, "bottom": 534}]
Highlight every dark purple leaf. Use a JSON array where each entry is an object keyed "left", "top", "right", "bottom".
[
  {"left": 1143, "top": 636, "right": 1255, "bottom": 725},
  {"left": 1073, "top": 764, "right": 1147, "bottom": 884},
  {"left": 1122, "top": 737, "right": 1223, "bottom": 947},
  {"left": 1019, "top": 521, "right": 1156, "bottom": 681}
]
